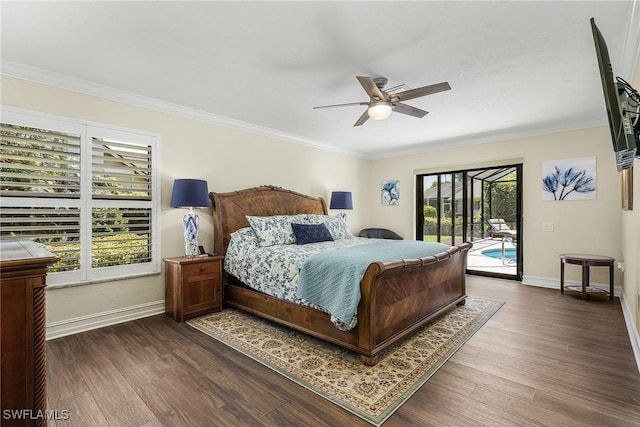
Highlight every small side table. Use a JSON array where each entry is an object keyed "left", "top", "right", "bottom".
[
  {"left": 560, "top": 254, "right": 614, "bottom": 301},
  {"left": 164, "top": 255, "right": 224, "bottom": 321}
]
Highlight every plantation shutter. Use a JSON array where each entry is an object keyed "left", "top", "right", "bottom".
[
  {"left": 1, "top": 122, "right": 82, "bottom": 273},
  {"left": 91, "top": 137, "right": 152, "bottom": 200},
  {"left": 0, "top": 206, "right": 81, "bottom": 272},
  {"left": 1, "top": 109, "right": 160, "bottom": 286},
  {"left": 91, "top": 207, "right": 152, "bottom": 268},
  {"left": 0, "top": 123, "right": 81, "bottom": 197},
  {"left": 89, "top": 130, "right": 155, "bottom": 271}
]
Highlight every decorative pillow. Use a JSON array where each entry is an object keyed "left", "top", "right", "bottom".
[
  {"left": 291, "top": 223, "right": 334, "bottom": 245},
  {"left": 245, "top": 214, "right": 308, "bottom": 247},
  {"left": 229, "top": 226, "right": 260, "bottom": 247},
  {"left": 301, "top": 214, "right": 354, "bottom": 240}
]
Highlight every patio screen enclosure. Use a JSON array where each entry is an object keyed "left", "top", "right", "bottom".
[{"left": 415, "top": 164, "right": 523, "bottom": 280}]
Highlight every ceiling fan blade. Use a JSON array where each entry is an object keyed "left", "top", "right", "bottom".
[
  {"left": 356, "top": 76, "right": 386, "bottom": 100},
  {"left": 313, "top": 101, "right": 368, "bottom": 109},
  {"left": 353, "top": 109, "right": 370, "bottom": 127},
  {"left": 393, "top": 103, "right": 428, "bottom": 118},
  {"left": 393, "top": 81, "right": 451, "bottom": 102}
]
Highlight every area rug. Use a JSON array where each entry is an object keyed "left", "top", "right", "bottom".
[{"left": 187, "top": 298, "right": 503, "bottom": 426}]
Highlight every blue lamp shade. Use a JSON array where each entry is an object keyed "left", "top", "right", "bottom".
[
  {"left": 171, "top": 179, "right": 210, "bottom": 208},
  {"left": 330, "top": 191, "right": 353, "bottom": 210}
]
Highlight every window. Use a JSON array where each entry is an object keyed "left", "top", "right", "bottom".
[{"left": 0, "top": 108, "right": 160, "bottom": 286}]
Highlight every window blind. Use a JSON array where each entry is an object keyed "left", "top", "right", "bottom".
[
  {"left": 92, "top": 137, "right": 152, "bottom": 200},
  {"left": 92, "top": 207, "right": 152, "bottom": 268},
  {"left": 0, "top": 110, "right": 160, "bottom": 286},
  {"left": 0, "top": 123, "right": 81, "bottom": 197},
  {"left": 0, "top": 206, "right": 81, "bottom": 272}
]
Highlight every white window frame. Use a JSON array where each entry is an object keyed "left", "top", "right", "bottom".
[{"left": 1, "top": 106, "right": 161, "bottom": 287}]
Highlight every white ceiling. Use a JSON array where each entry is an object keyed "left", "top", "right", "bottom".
[{"left": 2, "top": 1, "right": 639, "bottom": 159}]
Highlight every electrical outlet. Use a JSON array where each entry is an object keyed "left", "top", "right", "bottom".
[
  {"left": 542, "top": 222, "right": 554, "bottom": 232},
  {"left": 617, "top": 262, "right": 625, "bottom": 271}
]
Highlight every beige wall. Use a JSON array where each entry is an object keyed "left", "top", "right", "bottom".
[
  {"left": 1, "top": 75, "right": 369, "bottom": 324},
  {"left": 367, "top": 127, "right": 624, "bottom": 287},
  {"left": 621, "top": 163, "right": 640, "bottom": 336},
  {"left": 1, "top": 74, "right": 635, "bottom": 344},
  {"left": 621, "top": 61, "right": 640, "bottom": 335}
]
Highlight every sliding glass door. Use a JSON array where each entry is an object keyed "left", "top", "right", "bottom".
[{"left": 416, "top": 164, "right": 522, "bottom": 280}]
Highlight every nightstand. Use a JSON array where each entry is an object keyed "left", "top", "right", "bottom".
[{"left": 164, "top": 255, "right": 223, "bottom": 321}]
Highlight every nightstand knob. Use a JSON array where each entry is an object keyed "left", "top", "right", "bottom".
[{"left": 200, "top": 266, "right": 205, "bottom": 271}]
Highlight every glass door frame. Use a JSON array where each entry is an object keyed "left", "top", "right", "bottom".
[{"left": 415, "top": 164, "right": 523, "bottom": 281}]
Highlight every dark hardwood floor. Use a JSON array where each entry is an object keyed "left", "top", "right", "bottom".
[{"left": 46, "top": 276, "right": 640, "bottom": 426}]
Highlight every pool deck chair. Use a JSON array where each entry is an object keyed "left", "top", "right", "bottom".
[
  {"left": 487, "top": 219, "right": 517, "bottom": 265},
  {"left": 487, "top": 219, "right": 517, "bottom": 241}
]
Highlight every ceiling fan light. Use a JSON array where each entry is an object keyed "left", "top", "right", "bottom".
[{"left": 368, "top": 102, "right": 392, "bottom": 120}]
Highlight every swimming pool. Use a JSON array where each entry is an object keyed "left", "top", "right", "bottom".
[{"left": 481, "top": 248, "right": 517, "bottom": 261}]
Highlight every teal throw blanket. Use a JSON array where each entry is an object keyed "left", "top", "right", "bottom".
[{"left": 296, "top": 240, "right": 450, "bottom": 327}]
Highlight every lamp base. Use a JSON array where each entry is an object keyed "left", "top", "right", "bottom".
[{"left": 183, "top": 209, "right": 199, "bottom": 258}]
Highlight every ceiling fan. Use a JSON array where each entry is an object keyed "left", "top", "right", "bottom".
[{"left": 313, "top": 76, "right": 451, "bottom": 127}]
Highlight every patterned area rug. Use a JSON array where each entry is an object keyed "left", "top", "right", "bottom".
[{"left": 187, "top": 298, "right": 503, "bottom": 426}]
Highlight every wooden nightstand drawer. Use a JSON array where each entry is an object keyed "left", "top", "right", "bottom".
[
  {"left": 164, "top": 255, "right": 224, "bottom": 322},
  {"left": 182, "top": 259, "right": 220, "bottom": 278}
]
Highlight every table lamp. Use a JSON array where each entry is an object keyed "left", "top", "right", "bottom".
[
  {"left": 330, "top": 191, "right": 353, "bottom": 221},
  {"left": 171, "top": 179, "right": 209, "bottom": 257}
]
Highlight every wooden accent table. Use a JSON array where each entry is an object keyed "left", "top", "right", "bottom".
[
  {"left": 164, "top": 255, "right": 223, "bottom": 321},
  {"left": 560, "top": 253, "right": 614, "bottom": 301},
  {"left": 1, "top": 239, "right": 58, "bottom": 426}
]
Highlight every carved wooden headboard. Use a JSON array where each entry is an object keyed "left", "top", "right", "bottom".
[{"left": 209, "top": 186, "right": 328, "bottom": 255}]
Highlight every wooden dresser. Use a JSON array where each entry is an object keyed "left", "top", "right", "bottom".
[{"left": 1, "top": 239, "right": 58, "bottom": 426}]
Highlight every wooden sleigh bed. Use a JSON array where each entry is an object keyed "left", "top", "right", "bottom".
[{"left": 210, "top": 185, "right": 472, "bottom": 365}]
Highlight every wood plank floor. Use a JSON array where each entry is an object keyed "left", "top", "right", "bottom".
[{"left": 46, "top": 276, "right": 640, "bottom": 426}]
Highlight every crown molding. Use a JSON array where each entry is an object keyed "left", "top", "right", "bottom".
[
  {"left": 0, "top": 60, "right": 365, "bottom": 159},
  {"left": 1, "top": 60, "right": 608, "bottom": 162},
  {"left": 367, "top": 117, "right": 607, "bottom": 160}
]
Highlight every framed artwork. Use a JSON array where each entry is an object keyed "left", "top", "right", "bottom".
[
  {"left": 542, "top": 157, "right": 596, "bottom": 201},
  {"left": 381, "top": 180, "right": 399, "bottom": 205},
  {"left": 621, "top": 167, "right": 633, "bottom": 210}
]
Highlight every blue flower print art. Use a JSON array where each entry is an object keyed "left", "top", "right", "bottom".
[
  {"left": 542, "top": 157, "right": 596, "bottom": 201},
  {"left": 381, "top": 180, "right": 399, "bottom": 205}
]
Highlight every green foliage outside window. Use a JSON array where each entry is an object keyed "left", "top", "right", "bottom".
[
  {"left": 421, "top": 172, "right": 517, "bottom": 241},
  {"left": 1, "top": 123, "right": 152, "bottom": 273},
  {"left": 486, "top": 178, "right": 517, "bottom": 224}
]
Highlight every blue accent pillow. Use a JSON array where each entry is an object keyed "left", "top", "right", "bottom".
[{"left": 291, "top": 223, "right": 334, "bottom": 245}]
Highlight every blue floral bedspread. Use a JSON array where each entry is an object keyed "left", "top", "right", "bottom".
[{"left": 224, "top": 227, "right": 449, "bottom": 330}]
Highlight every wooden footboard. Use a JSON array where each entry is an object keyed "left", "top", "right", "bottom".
[{"left": 356, "top": 242, "right": 471, "bottom": 364}]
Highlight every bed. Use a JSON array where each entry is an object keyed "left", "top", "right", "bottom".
[{"left": 210, "top": 185, "right": 472, "bottom": 365}]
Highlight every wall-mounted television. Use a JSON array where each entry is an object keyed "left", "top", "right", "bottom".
[{"left": 590, "top": 17, "right": 639, "bottom": 171}]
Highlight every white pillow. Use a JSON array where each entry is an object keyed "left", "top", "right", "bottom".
[
  {"left": 245, "top": 214, "right": 308, "bottom": 247},
  {"left": 301, "top": 214, "right": 354, "bottom": 240},
  {"left": 229, "top": 226, "right": 260, "bottom": 247}
]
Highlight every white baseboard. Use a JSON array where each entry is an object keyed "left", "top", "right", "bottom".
[
  {"left": 522, "top": 275, "right": 622, "bottom": 296},
  {"left": 521, "top": 275, "right": 559, "bottom": 289},
  {"left": 46, "top": 300, "right": 165, "bottom": 340},
  {"left": 620, "top": 293, "right": 640, "bottom": 373}
]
